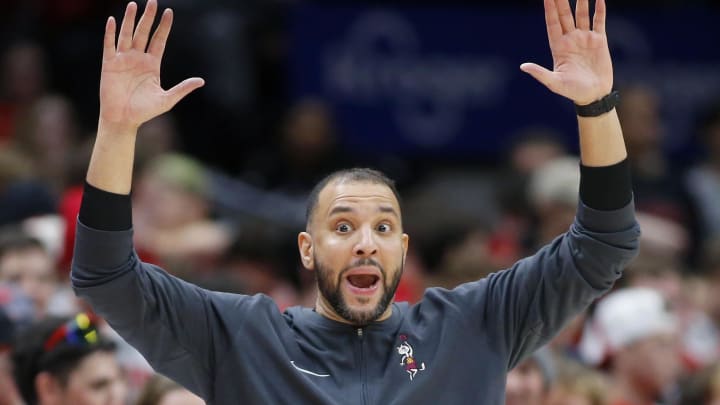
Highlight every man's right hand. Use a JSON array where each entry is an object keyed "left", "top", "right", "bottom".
[
  {"left": 99, "top": 0, "right": 204, "bottom": 132},
  {"left": 87, "top": 0, "right": 202, "bottom": 194}
]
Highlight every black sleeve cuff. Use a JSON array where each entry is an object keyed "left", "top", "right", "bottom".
[
  {"left": 579, "top": 158, "right": 632, "bottom": 211},
  {"left": 78, "top": 182, "right": 132, "bottom": 231}
]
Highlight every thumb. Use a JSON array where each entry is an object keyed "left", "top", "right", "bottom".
[
  {"left": 164, "top": 77, "right": 205, "bottom": 111},
  {"left": 520, "top": 63, "right": 559, "bottom": 92}
]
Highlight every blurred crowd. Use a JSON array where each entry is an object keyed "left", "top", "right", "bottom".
[{"left": 2, "top": 0, "right": 720, "bottom": 405}]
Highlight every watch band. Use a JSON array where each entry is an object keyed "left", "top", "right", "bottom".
[{"left": 574, "top": 91, "right": 620, "bottom": 117}]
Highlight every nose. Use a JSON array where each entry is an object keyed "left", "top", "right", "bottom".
[
  {"left": 353, "top": 226, "right": 378, "bottom": 257},
  {"left": 110, "top": 378, "right": 128, "bottom": 405}
]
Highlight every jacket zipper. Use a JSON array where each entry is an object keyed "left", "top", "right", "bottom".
[{"left": 358, "top": 327, "right": 368, "bottom": 405}]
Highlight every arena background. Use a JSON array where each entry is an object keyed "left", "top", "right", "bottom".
[{"left": 1, "top": 0, "right": 720, "bottom": 404}]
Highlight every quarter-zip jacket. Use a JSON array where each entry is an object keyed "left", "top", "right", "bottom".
[{"left": 71, "top": 201, "right": 639, "bottom": 404}]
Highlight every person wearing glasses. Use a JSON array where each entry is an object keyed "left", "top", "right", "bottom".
[
  {"left": 11, "top": 313, "right": 128, "bottom": 405},
  {"left": 72, "top": 0, "right": 639, "bottom": 403}
]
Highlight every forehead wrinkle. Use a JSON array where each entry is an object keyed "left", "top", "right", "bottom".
[
  {"left": 310, "top": 180, "right": 402, "bottom": 231},
  {"left": 378, "top": 205, "right": 399, "bottom": 219},
  {"left": 327, "top": 203, "right": 399, "bottom": 219},
  {"left": 325, "top": 194, "right": 398, "bottom": 219}
]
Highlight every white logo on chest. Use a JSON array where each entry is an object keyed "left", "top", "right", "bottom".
[{"left": 397, "top": 334, "right": 426, "bottom": 381}]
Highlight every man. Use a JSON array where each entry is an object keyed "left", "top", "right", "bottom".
[
  {"left": 11, "top": 313, "right": 127, "bottom": 405},
  {"left": 71, "top": 0, "right": 639, "bottom": 403},
  {"left": 0, "top": 230, "right": 59, "bottom": 319},
  {"left": 505, "top": 348, "right": 555, "bottom": 405},
  {"left": 580, "top": 288, "right": 680, "bottom": 405}
]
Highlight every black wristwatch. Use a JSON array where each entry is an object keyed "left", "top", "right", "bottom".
[{"left": 574, "top": 91, "right": 620, "bottom": 117}]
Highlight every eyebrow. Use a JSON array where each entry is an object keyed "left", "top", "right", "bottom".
[{"left": 328, "top": 205, "right": 399, "bottom": 218}]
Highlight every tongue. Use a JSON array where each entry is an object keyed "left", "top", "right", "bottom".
[{"left": 347, "top": 275, "right": 377, "bottom": 288}]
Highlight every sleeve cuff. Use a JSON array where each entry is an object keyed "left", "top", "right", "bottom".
[
  {"left": 73, "top": 220, "right": 135, "bottom": 272},
  {"left": 78, "top": 181, "right": 132, "bottom": 231},
  {"left": 579, "top": 158, "right": 632, "bottom": 211}
]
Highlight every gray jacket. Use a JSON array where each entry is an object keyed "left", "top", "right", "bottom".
[{"left": 71, "top": 201, "right": 639, "bottom": 404}]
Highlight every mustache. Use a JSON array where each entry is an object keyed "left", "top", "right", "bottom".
[{"left": 338, "top": 258, "right": 385, "bottom": 280}]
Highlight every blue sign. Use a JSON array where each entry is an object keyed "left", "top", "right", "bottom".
[{"left": 289, "top": 5, "right": 720, "bottom": 159}]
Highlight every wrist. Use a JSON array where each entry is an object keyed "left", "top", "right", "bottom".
[
  {"left": 97, "top": 117, "right": 140, "bottom": 137},
  {"left": 574, "top": 91, "right": 620, "bottom": 117}
]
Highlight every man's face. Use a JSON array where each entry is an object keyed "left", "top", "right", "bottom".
[
  {"left": 41, "top": 351, "right": 127, "bottom": 405},
  {"left": 0, "top": 247, "right": 56, "bottom": 317},
  {"left": 299, "top": 180, "right": 408, "bottom": 325}
]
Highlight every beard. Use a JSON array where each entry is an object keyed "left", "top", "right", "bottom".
[{"left": 315, "top": 255, "right": 403, "bottom": 326}]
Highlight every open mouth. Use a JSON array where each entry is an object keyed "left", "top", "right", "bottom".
[
  {"left": 347, "top": 274, "right": 380, "bottom": 289},
  {"left": 344, "top": 267, "right": 382, "bottom": 295}
]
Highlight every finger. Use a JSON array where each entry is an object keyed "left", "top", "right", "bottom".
[
  {"left": 544, "top": 0, "right": 563, "bottom": 45},
  {"left": 148, "top": 8, "right": 173, "bottom": 58},
  {"left": 117, "top": 2, "right": 138, "bottom": 52},
  {"left": 520, "top": 63, "right": 561, "bottom": 93},
  {"left": 132, "top": 0, "right": 158, "bottom": 51},
  {"left": 103, "top": 17, "right": 117, "bottom": 61},
  {"left": 593, "top": 0, "right": 606, "bottom": 34},
  {"left": 555, "top": 0, "right": 576, "bottom": 34},
  {"left": 163, "top": 77, "right": 205, "bottom": 111},
  {"left": 576, "top": 0, "right": 590, "bottom": 31}
]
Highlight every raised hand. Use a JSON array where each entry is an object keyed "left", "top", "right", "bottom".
[
  {"left": 99, "top": 0, "right": 204, "bottom": 130},
  {"left": 520, "top": 0, "right": 612, "bottom": 105}
]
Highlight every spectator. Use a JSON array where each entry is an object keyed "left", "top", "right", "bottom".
[
  {"left": 11, "top": 313, "right": 127, "bottom": 405},
  {"left": 136, "top": 374, "right": 204, "bottom": 405},
  {"left": 545, "top": 359, "right": 609, "bottom": 405},
  {"left": 527, "top": 155, "right": 581, "bottom": 248},
  {"left": 506, "top": 348, "right": 555, "bottom": 405},
  {"left": 0, "top": 41, "right": 47, "bottom": 143},
  {"left": 620, "top": 213, "right": 718, "bottom": 373},
  {"left": 12, "top": 94, "right": 80, "bottom": 195},
  {"left": 498, "top": 127, "right": 568, "bottom": 220},
  {"left": 617, "top": 84, "right": 696, "bottom": 248},
  {"left": 243, "top": 98, "right": 344, "bottom": 194},
  {"left": 580, "top": 288, "right": 681, "bottom": 405},
  {"left": 132, "top": 153, "right": 232, "bottom": 269},
  {"left": 0, "top": 230, "right": 76, "bottom": 319}
]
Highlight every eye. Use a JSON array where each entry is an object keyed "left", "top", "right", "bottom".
[
  {"left": 89, "top": 378, "right": 112, "bottom": 391},
  {"left": 336, "top": 223, "right": 353, "bottom": 233},
  {"left": 377, "top": 223, "right": 391, "bottom": 233}
]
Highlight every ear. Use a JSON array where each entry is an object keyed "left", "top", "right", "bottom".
[
  {"left": 298, "top": 232, "right": 315, "bottom": 270},
  {"left": 36, "top": 371, "right": 62, "bottom": 404},
  {"left": 401, "top": 233, "right": 409, "bottom": 263}
]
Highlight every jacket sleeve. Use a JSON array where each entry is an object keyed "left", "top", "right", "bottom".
[
  {"left": 70, "top": 220, "right": 258, "bottom": 399},
  {"left": 436, "top": 199, "right": 640, "bottom": 369}
]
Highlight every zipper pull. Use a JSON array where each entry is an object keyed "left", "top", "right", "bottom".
[{"left": 357, "top": 328, "right": 363, "bottom": 338}]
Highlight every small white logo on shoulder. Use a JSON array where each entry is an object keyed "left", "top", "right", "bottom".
[{"left": 290, "top": 361, "right": 331, "bottom": 378}]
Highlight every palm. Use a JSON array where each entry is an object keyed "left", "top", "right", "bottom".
[
  {"left": 99, "top": 1, "right": 203, "bottom": 129},
  {"left": 101, "top": 52, "right": 165, "bottom": 125},
  {"left": 521, "top": 0, "right": 613, "bottom": 105}
]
